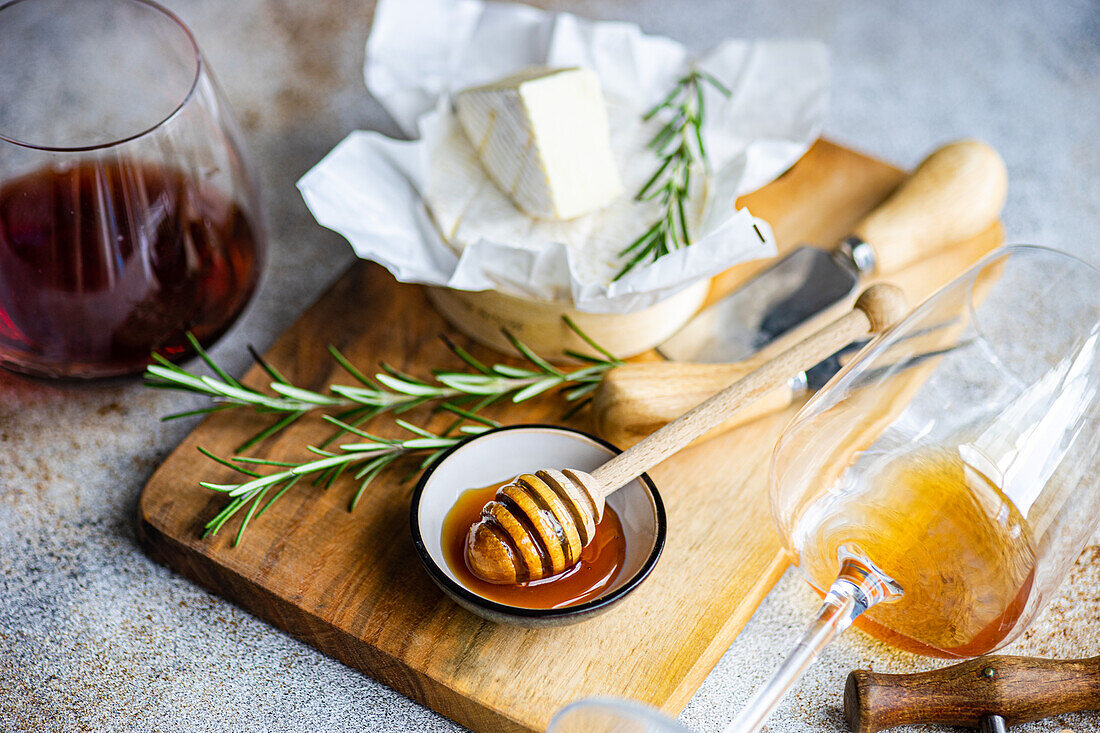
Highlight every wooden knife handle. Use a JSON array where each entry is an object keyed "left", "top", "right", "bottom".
[
  {"left": 853, "top": 139, "right": 1008, "bottom": 274},
  {"left": 590, "top": 357, "right": 795, "bottom": 448},
  {"left": 845, "top": 655, "right": 1100, "bottom": 733}
]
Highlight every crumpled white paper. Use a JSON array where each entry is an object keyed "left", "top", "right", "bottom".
[{"left": 298, "top": 0, "right": 829, "bottom": 314}]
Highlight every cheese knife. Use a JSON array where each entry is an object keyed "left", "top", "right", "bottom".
[
  {"left": 845, "top": 653, "right": 1100, "bottom": 732},
  {"left": 592, "top": 331, "right": 964, "bottom": 448},
  {"left": 657, "top": 139, "right": 1007, "bottom": 362}
]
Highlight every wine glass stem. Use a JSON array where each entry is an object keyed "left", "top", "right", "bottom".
[
  {"left": 723, "top": 551, "right": 903, "bottom": 733},
  {"left": 721, "top": 589, "right": 861, "bottom": 733}
]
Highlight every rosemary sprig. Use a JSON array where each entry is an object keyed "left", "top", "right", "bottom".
[
  {"left": 198, "top": 413, "right": 498, "bottom": 545},
  {"left": 144, "top": 319, "right": 623, "bottom": 453},
  {"left": 612, "top": 69, "right": 732, "bottom": 282}
]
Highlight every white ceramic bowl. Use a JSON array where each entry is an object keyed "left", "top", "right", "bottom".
[{"left": 410, "top": 424, "right": 666, "bottom": 626}]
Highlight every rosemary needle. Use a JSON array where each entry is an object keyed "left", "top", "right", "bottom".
[
  {"left": 612, "top": 69, "right": 732, "bottom": 282},
  {"left": 197, "top": 417, "right": 495, "bottom": 544}
]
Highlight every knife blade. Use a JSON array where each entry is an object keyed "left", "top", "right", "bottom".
[
  {"left": 800, "top": 337, "right": 966, "bottom": 394},
  {"left": 657, "top": 139, "right": 1007, "bottom": 362},
  {"left": 658, "top": 237, "right": 873, "bottom": 362}
]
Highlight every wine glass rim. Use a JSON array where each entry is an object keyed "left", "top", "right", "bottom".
[
  {"left": 862, "top": 243, "right": 1100, "bottom": 371},
  {"left": 549, "top": 696, "right": 692, "bottom": 732},
  {"left": 0, "top": 0, "right": 202, "bottom": 153},
  {"left": 991, "top": 243, "right": 1100, "bottom": 280},
  {"left": 775, "top": 243, "right": 1100, "bottom": 477}
]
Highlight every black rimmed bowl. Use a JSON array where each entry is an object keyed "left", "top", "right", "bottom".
[{"left": 410, "top": 424, "right": 666, "bottom": 627}]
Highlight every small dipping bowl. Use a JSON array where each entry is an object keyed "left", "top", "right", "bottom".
[{"left": 411, "top": 424, "right": 666, "bottom": 627}]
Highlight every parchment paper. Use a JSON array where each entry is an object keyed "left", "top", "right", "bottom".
[{"left": 299, "top": 0, "right": 829, "bottom": 313}]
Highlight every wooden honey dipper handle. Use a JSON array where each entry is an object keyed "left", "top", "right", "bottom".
[
  {"left": 588, "top": 284, "right": 907, "bottom": 496},
  {"left": 845, "top": 655, "right": 1100, "bottom": 732}
]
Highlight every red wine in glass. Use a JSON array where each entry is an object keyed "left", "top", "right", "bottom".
[
  {"left": 0, "top": 0, "right": 265, "bottom": 378},
  {"left": 0, "top": 159, "right": 261, "bottom": 377}
]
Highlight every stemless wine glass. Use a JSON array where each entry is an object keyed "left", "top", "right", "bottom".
[
  {"left": 549, "top": 245, "right": 1100, "bottom": 733},
  {"left": 0, "top": 0, "right": 265, "bottom": 378}
]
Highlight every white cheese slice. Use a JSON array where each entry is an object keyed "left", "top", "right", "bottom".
[{"left": 454, "top": 67, "right": 623, "bottom": 221}]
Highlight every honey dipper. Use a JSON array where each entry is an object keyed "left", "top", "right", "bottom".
[{"left": 465, "top": 283, "right": 908, "bottom": 584}]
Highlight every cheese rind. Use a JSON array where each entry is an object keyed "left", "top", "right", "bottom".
[{"left": 454, "top": 67, "right": 622, "bottom": 220}]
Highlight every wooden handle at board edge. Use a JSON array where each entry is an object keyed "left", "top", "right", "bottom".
[
  {"left": 587, "top": 284, "right": 907, "bottom": 495},
  {"left": 853, "top": 139, "right": 1008, "bottom": 275},
  {"left": 844, "top": 655, "right": 1100, "bottom": 733}
]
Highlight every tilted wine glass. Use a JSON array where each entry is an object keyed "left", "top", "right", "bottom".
[
  {"left": 0, "top": 0, "right": 264, "bottom": 378},
  {"left": 549, "top": 245, "right": 1100, "bottom": 733}
]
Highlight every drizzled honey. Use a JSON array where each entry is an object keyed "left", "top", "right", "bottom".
[
  {"left": 442, "top": 482, "right": 627, "bottom": 609},
  {"left": 799, "top": 446, "right": 1037, "bottom": 658}
]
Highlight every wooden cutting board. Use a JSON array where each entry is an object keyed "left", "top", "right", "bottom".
[{"left": 138, "top": 140, "right": 1002, "bottom": 733}]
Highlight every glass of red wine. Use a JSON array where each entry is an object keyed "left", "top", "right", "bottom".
[{"left": 0, "top": 0, "right": 265, "bottom": 378}]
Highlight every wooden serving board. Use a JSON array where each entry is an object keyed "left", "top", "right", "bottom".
[{"left": 138, "top": 140, "right": 1002, "bottom": 732}]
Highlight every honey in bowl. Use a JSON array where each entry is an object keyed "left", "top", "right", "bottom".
[{"left": 442, "top": 482, "right": 627, "bottom": 609}]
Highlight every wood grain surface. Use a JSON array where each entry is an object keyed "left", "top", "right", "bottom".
[{"left": 138, "top": 139, "right": 1003, "bottom": 733}]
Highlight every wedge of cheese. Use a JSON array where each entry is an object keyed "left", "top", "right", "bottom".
[
  {"left": 454, "top": 67, "right": 623, "bottom": 220},
  {"left": 424, "top": 94, "right": 703, "bottom": 286}
]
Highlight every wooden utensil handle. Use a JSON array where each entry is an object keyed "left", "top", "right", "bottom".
[
  {"left": 845, "top": 655, "right": 1100, "bottom": 733},
  {"left": 853, "top": 139, "right": 1007, "bottom": 274},
  {"left": 589, "top": 284, "right": 906, "bottom": 496},
  {"left": 590, "top": 357, "right": 794, "bottom": 449}
]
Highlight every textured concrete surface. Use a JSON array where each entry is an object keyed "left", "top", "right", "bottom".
[{"left": 1, "top": 0, "right": 1098, "bottom": 731}]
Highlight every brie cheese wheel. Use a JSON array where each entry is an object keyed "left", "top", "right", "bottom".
[
  {"left": 425, "top": 66, "right": 709, "bottom": 289},
  {"left": 424, "top": 95, "right": 707, "bottom": 288},
  {"left": 454, "top": 67, "right": 623, "bottom": 221}
]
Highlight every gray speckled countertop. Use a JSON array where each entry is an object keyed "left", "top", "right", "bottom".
[{"left": 2, "top": 1, "right": 1099, "bottom": 731}]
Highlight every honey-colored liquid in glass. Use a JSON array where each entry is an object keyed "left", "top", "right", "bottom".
[
  {"left": 442, "top": 482, "right": 627, "bottom": 609},
  {"left": 798, "top": 446, "right": 1036, "bottom": 658}
]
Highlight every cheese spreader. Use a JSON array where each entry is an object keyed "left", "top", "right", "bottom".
[{"left": 657, "top": 139, "right": 1007, "bottom": 363}]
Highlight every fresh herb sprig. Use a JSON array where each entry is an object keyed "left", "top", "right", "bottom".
[
  {"left": 151, "top": 321, "right": 624, "bottom": 543},
  {"left": 197, "top": 411, "right": 498, "bottom": 545},
  {"left": 144, "top": 319, "right": 623, "bottom": 453},
  {"left": 613, "top": 69, "right": 732, "bottom": 282}
]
